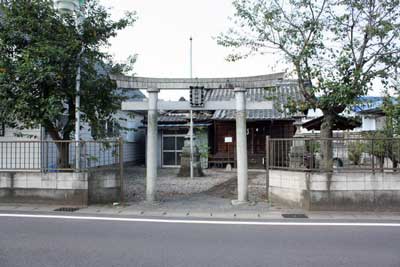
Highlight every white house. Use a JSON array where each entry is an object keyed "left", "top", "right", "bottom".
[{"left": 0, "top": 89, "right": 146, "bottom": 170}]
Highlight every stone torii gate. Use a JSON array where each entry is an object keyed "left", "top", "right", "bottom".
[{"left": 111, "top": 73, "right": 285, "bottom": 204}]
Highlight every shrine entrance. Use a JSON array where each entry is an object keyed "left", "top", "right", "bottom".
[{"left": 111, "top": 73, "right": 295, "bottom": 204}]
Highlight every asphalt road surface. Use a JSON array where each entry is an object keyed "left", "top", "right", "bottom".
[{"left": 0, "top": 214, "right": 400, "bottom": 267}]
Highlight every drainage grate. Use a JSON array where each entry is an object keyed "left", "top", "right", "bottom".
[
  {"left": 54, "top": 207, "right": 80, "bottom": 212},
  {"left": 282, "top": 213, "right": 308, "bottom": 219}
]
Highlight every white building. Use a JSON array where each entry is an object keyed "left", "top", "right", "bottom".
[{"left": 0, "top": 89, "right": 146, "bottom": 170}]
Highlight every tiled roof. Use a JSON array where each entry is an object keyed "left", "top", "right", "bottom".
[
  {"left": 207, "top": 81, "right": 302, "bottom": 120},
  {"left": 212, "top": 109, "right": 290, "bottom": 120},
  {"left": 148, "top": 80, "right": 302, "bottom": 122},
  {"left": 158, "top": 112, "right": 212, "bottom": 123}
]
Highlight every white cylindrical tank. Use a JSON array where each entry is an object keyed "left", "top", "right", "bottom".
[{"left": 54, "top": 0, "right": 79, "bottom": 14}]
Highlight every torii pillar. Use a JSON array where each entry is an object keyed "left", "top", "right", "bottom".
[
  {"left": 232, "top": 87, "right": 249, "bottom": 205},
  {"left": 146, "top": 87, "right": 160, "bottom": 202}
]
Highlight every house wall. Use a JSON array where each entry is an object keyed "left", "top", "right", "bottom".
[
  {"left": 361, "top": 115, "right": 386, "bottom": 131},
  {"left": 212, "top": 120, "right": 295, "bottom": 168},
  {"left": 362, "top": 116, "right": 376, "bottom": 131},
  {"left": 73, "top": 111, "right": 145, "bottom": 167},
  {"left": 0, "top": 127, "right": 43, "bottom": 170},
  {"left": 0, "top": 112, "right": 145, "bottom": 171},
  {"left": 269, "top": 170, "right": 400, "bottom": 211}
]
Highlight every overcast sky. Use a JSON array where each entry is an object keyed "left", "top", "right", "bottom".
[
  {"left": 99, "top": 0, "right": 285, "bottom": 100},
  {"left": 99, "top": 0, "right": 385, "bottom": 99}
]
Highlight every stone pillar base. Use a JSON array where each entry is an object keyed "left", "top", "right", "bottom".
[{"left": 231, "top": 199, "right": 249, "bottom": 206}]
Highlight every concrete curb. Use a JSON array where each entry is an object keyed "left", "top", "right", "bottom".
[{"left": 1, "top": 204, "right": 400, "bottom": 221}]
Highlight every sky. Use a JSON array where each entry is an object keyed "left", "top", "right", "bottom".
[
  {"left": 99, "top": 0, "right": 285, "bottom": 100},
  {"left": 98, "top": 0, "right": 386, "bottom": 100}
]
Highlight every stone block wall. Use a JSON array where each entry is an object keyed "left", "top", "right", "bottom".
[
  {"left": 0, "top": 170, "right": 121, "bottom": 205},
  {"left": 0, "top": 172, "right": 88, "bottom": 205},
  {"left": 269, "top": 170, "right": 400, "bottom": 211},
  {"left": 88, "top": 169, "right": 121, "bottom": 204}
]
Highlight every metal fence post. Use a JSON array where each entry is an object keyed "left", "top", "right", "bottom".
[
  {"left": 265, "top": 135, "right": 270, "bottom": 201},
  {"left": 82, "top": 141, "right": 86, "bottom": 171},
  {"left": 371, "top": 138, "right": 375, "bottom": 174},
  {"left": 119, "top": 137, "right": 124, "bottom": 205}
]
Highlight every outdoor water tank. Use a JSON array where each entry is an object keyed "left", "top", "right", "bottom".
[{"left": 54, "top": 0, "right": 79, "bottom": 14}]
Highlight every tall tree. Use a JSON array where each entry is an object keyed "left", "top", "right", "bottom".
[
  {"left": 218, "top": 0, "right": 400, "bottom": 170},
  {"left": 0, "top": 0, "right": 136, "bottom": 166}
]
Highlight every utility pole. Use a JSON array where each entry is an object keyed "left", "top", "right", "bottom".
[
  {"left": 54, "top": 0, "right": 84, "bottom": 171},
  {"left": 74, "top": 11, "right": 84, "bottom": 171}
]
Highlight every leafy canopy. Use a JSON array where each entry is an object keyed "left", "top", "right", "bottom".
[
  {"left": 218, "top": 0, "right": 400, "bottom": 115},
  {"left": 0, "top": 0, "right": 136, "bottom": 140}
]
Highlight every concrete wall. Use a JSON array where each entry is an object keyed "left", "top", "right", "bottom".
[
  {"left": 88, "top": 169, "right": 120, "bottom": 204},
  {"left": 269, "top": 170, "right": 400, "bottom": 211},
  {"left": 0, "top": 170, "right": 122, "bottom": 205},
  {"left": 0, "top": 172, "right": 87, "bottom": 205},
  {"left": 269, "top": 170, "right": 308, "bottom": 208}
]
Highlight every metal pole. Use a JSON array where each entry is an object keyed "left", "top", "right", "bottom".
[
  {"left": 119, "top": 137, "right": 124, "bottom": 205},
  {"left": 190, "top": 109, "right": 194, "bottom": 179},
  {"left": 74, "top": 58, "right": 82, "bottom": 171},
  {"left": 189, "top": 36, "right": 194, "bottom": 179},
  {"left": 190, "top": 37, "right": 193, "bottom": 79},
  {"left": 265, "top": 135, "right": 270, "bottom": 201},
  {"left": 74, "top": 5, "right": 84, "bottom": 172},
  {"left": 54, "top": 2, "right": 84, "bottom": 171},
  {"left": 371, "top": 138, "right": 375, "bottom": 174}
]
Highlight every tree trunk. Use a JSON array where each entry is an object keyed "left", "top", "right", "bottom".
[
  {"left": 46, "top": 128, "right": 71, "bottom": 169},
  {"left": 320, "top": 111, "right": 334, "bottom": 172},
  {"left": 57, "top": 142, "right": 70, "bottom": 169},
  {"left": 393, "top": 160, "right": 398, "bottom": 172},
  {"left": 378, "top": 156, "right": 384, "bottom": 172}
]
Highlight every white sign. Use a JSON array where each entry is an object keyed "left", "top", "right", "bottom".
[{"left": 224, "top": 137, "right": 233, "bottom": 143}]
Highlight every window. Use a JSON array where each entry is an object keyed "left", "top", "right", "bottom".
[
  {"left": 106, "top": 121, "right": 120, "bottom": 137},
  {"left": 92, "top": 120, "right": 120, "bottom": 138},
  {"left": 162, "top": 134, "right": 186, "bottom": 166}
]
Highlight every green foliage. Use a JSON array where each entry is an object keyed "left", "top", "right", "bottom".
[
  {"left": 195, "top": 126, "right": 210, "bottom": 159},
  {"left": 218, "top": 0, "right": 400, "bottom": 118},
  {"left": 381, "top": 92, "right": 400, "bottom": 136},
  {"left": 305, "top": 140, "right": 320, "bottom": 154},
  {"left": 0, "top": 0, "right": 136, "bottom": 140},
  {"left": 363, "top": 131, "right": 400, "bottom": 169},
  {"left": 219, "top": 0, "right": 400, "bottom": 170},
  {"left": 198, "top": 144, "right": 210, "bottom": 159},
  {"left": 348, "top": 141, "right": 365, "bottom": 166}
]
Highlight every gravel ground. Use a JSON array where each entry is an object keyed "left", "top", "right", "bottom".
[{"left": 123, "top": 166, "right": 267, "bottom": 203}]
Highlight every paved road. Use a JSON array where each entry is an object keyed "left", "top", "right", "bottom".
[{"left": 0, "top": 214, "right": 399, "bottom": 267}]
